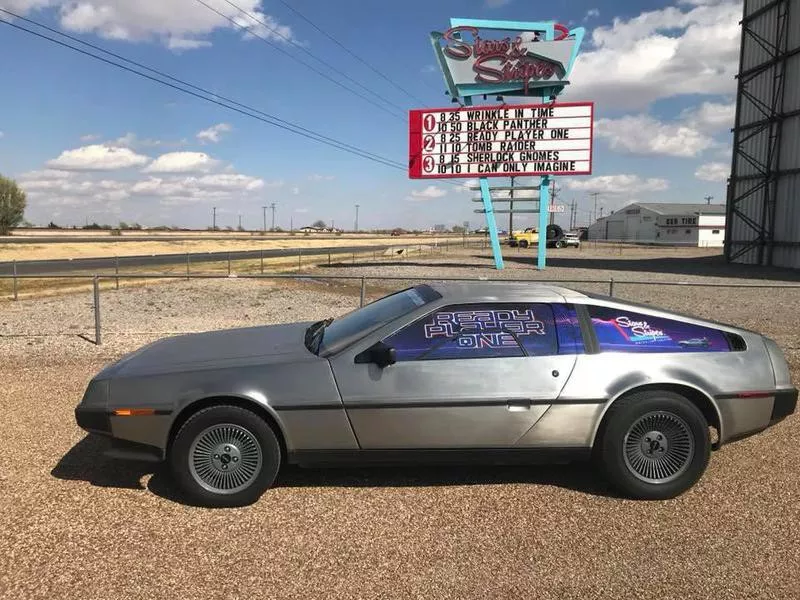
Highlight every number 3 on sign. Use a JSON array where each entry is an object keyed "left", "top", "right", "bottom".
[
  {"left": 423, "top": 114, "right": 436, "bottom": 132},
  {"left": 423, "top": 156, "right": 435, "bottom": 173}
]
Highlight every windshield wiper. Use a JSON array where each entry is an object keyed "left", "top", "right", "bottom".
[{"left": 305, "top": 318, "right": 333, "bottom": 354}]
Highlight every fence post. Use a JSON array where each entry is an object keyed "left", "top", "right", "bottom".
[
  {"left": 352, "top": 252, "right": 355, "bottom": 264},
  {"left": 328, "top": 252, "right": 331, "bottom": 266},
  {"left": 12, "top": 259, "right": 18, "bottom": 301},
  {"left": 298, "top": 251, "right": 302, "bottom": 270},
  {"left": 260, "top": 249, "right": 264, "bottom": 274},
  {"left": 227, "top": 252, "right": 232, "bottom": 275},
  {"left": 360, "top": 277, "right": 366, "bottom": 307},
  {"left": 609, "top": 277, "right": 615, "bottom": 297},
  {"left": 115, "top": 256, "right": 120, "bottom": 290},
  {"left": 186, "top": 253, "right": 190, "bottom": 280},
  {"left": 93, "top": 275, "right": 102, "bottom": 346}
]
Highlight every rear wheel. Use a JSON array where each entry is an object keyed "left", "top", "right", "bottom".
[
  {"left": 555, "top": 240, "right": 565, "bottom": 249},
  {"left": 597, "top": 390, "right": 710, "bottom": 500},
  {"left": 519, "top": 240, "right": 529, "bottom": 248},
  {"left": 170, "top": 405, "right": 281, "bottom": 507}
]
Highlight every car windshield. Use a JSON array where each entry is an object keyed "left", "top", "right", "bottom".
[{"left": 310, "top": 284, "right": 441, "bottom": 356}]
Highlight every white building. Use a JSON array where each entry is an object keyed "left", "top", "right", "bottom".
[{"left": 587, "top": 203, "right": 727, "bottom": 247}]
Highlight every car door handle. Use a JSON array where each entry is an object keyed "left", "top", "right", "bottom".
[{"left": 506, "top": 399, "right": 532, "bottom": 412}]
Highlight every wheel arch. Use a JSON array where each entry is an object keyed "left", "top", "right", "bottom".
[
  {"left": 590, "top": 383, "right": 723, "bottom": 450},
  {"left": 166, "top": 395, "right": 290, "bottom": 461}
]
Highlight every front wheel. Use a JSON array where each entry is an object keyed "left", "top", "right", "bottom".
[
  {"left": 555, "top": 240, "right": 565, "bottom": 249},
  {"left": 597, "top": 390, "right": 710, "bottom": 500},
  {"left": 170, "top": 405, "right": 281, "bottom": 507},
  {"left": 519, "top": 240, "right": 529, "bottom": 248}
]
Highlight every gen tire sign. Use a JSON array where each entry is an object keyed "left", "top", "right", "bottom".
[{"left": 409, "top": 101, "right": 593, "bottom": 179}]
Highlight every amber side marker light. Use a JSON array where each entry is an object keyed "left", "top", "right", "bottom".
[{"left": 113, "top": 408, "right": 156, "bottom": 416}]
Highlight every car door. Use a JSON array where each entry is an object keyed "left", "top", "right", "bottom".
[{"left": 328, "top": 303, "right": 582, "bottom": 449}]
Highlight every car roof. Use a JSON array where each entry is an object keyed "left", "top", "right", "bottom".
[{"left": 426, "top": 281, "right": 588, "bottom": 302}]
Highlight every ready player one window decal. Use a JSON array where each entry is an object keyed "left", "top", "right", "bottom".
[{"left": 425, "top": 308, "right": 547, "bottom": 349}]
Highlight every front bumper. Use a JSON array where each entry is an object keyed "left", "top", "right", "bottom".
[
  {"left": 75, "top": 405, "right": 111, "bottom": 436},
  {"left": 771, "top": 387, "right": 798, "bottom": 423}
]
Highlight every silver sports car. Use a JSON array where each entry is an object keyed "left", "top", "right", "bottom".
[{"left": 75, "top": 282, "right": 797, "bottom": 507}]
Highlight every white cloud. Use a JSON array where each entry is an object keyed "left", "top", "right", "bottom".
[
  {"left": 569, "top": 1, "right": 741, "bottom": 109},
  {"left": 584, "top": 8, "right": 600, "bottom": 21},
  {"left": 46, "top": 144, "right": 150, "bottom": 171},
  {"left": 80, "top": 133, "right": 100, "bottom": 142},
  {"left": 563, "top": 174, "right": 670, "bottom": 194},
  {"left": 111, "top": 132, "right": 164, "bottom": 148},
  {"left": 21, "top": 176, "right": 130, "bottom": 204},
  {"left": 196, "top": 123, "right": 232, "bottom": 144},
  {"left": 0, "top": 131, "right": 4, "bottom": 139},
  {"left": 595, "top": 114, "right": 715, "bottom": 157},
  {"left": 695, "top": 161, "right": 729, "bottom": 182},
  {"left": 167, "top": 37, "right": 211, "bottom": 50},
  {"left": 195, "top": 173, "right": 264, "bottom": 191},
  {"left": 307, "top": 174, "right": 335, "bottom": 181},
  {"left": 291, "top": 186, "right": 300, "bottom": 195},
  {"left": 18, "top": 169, "right": 73, "bottom": 181},
  {"left": 142, "top": 151, "right": 219, "bottom": 173},
  {"left": 9, "top": 0, "right": 296, "bottom": 50},
  {"left": 410, "top": 185, "right": 447, "bottom": 200},
  {"left": 680, "top": 101, "right": 736, "bottom": 133}
]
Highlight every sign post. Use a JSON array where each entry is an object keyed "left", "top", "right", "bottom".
[{"left": 410, "top": 18, "right": 589, "bottom": 270}]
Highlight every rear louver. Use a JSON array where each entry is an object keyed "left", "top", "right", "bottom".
[{"left": 725, "top": 332, "right": 747, "bottom": 352}]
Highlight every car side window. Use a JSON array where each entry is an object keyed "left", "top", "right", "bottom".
[
  {"left": 587, "top": 305, "right": 731, "bottom": 353},
  {"left": 384, "top": 303, "right": 568, "bottom": 361}
]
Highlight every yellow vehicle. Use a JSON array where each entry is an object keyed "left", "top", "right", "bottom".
[{"left": 507, "top": 227, "right": 539, "bottom": 248}]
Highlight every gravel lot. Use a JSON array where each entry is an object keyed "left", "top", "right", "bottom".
[{"left": 1, "top": 247, "right": 799, "bottom": 599}]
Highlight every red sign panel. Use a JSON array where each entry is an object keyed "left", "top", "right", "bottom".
[{"left": 409, "top": 101, "right": 593, "bottom": 179}]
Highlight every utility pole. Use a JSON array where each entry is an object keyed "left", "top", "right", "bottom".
[
  {"left": 262, "top": 205, "right": 267, "bottom": 232},
  {"left": 704, "top": 195, "right": 713, "bottom": 205},
  {"left": 590, "top": 192, "right": 600, "bottom": 223},
  {"left": 549, "top": 180, "right": 558, "bottom": 226},
  {"left": 238, "top": 213, "right": 242, "bottom": 230},
  {"left": 212, "top": 206, "right": 217, "bottom": 230},
  {"left": 570, "top": 198, "right": 577, "bottom": 230},
  {"left": 354, "top": 204, "right": 360, "bottom": 232},
  {"left": 331, "top": 219, "right": 335, "bottom": 232},
  {"left": 509, "top": 176, "right": 515, "bottom": 233},
  {"left": 270, "top": 202, "right": 276, "bottom": 231},
  {"left": 290, "top": 216, "right": 293, "bottom": 232}
]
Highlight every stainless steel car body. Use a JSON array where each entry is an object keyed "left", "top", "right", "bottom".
[{"left": 75, "top": 282, "right": 796, "bottom": 465}]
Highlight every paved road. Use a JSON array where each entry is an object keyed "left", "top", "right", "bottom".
[{"left": 0, "top": 243, "right": 420, "bottom": 275}]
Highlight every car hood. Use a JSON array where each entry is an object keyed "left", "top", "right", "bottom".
[{"left": 100, "top": 321, "right": 315, "bottom": 377}]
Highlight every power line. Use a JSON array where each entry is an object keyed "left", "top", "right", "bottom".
[
  {"left": 192, "top": 0, "right": 406, "bottom": 121},
  {"left": 272, "top": 0, "right": 430, "bottom": 107},
  {"left": 0, "top": 10, "right": 405, "bottom": 172},
  {"left": 211, "top": 0, "right": 411, "bottom": 115}
]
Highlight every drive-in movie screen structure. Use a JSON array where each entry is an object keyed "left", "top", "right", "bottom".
[{"left": 1, "top": 1, "right": 798, "bottom": 599}]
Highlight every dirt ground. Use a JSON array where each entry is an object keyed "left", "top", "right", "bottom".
[{"left": 1, "top": 247, "right": 799, "bottom": 599}]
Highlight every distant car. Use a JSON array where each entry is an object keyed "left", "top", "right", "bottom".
[
  {"left": 390, "top": 229, "right": 404, "bottom": 237},
  {"left": 554, "top": 232, "right": 581, "bottom": 249},
  {"left": 76, "top": 283, "right": 796, "bottom": 507}
]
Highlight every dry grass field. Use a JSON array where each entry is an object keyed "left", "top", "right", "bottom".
[
  {"left": 1, "top": 247, "right": 799, "bottom": 599},
  {"left": 0, "top": 233, "right": 452, "bottom": 262}
]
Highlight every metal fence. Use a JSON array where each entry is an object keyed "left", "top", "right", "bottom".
[{"left": 2, "top": 271, "right": 800, "bottom": 346}]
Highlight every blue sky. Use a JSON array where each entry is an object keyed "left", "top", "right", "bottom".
[{"left": 0, "top": 0, "right": 741, "bottom": 230}]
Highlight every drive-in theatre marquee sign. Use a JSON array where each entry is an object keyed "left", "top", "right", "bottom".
[
  {"left": 408, "top": 17, "right": 591, "bottom": 270},
  {"left": 408, "top": 102, "right": 593, "bottom": 179}
]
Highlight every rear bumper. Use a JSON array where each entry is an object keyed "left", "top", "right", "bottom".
[{"left": 771, "top": 387, "right": 798, "bottom": 423}]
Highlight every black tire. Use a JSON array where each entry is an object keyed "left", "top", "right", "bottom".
[
  {"left": 519, "top": 240, "right": 529, "bottom": 248},
  {"left": 596, "top": 390, "right": 710, "bottom": 500},
  {"left": 555, "top": 240, "right": 565, "bottom": 249},
  {"left": 170, "top": 405, "right": 281, "bottom": 507}
]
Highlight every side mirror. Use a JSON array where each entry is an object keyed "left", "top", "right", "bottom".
[{"left": 355, "top": 341, "right": 397, "bottom": 368}]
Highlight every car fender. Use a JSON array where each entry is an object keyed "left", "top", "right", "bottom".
[{"left": 586, "top": 375, "right": 723, "bottom": 448}]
